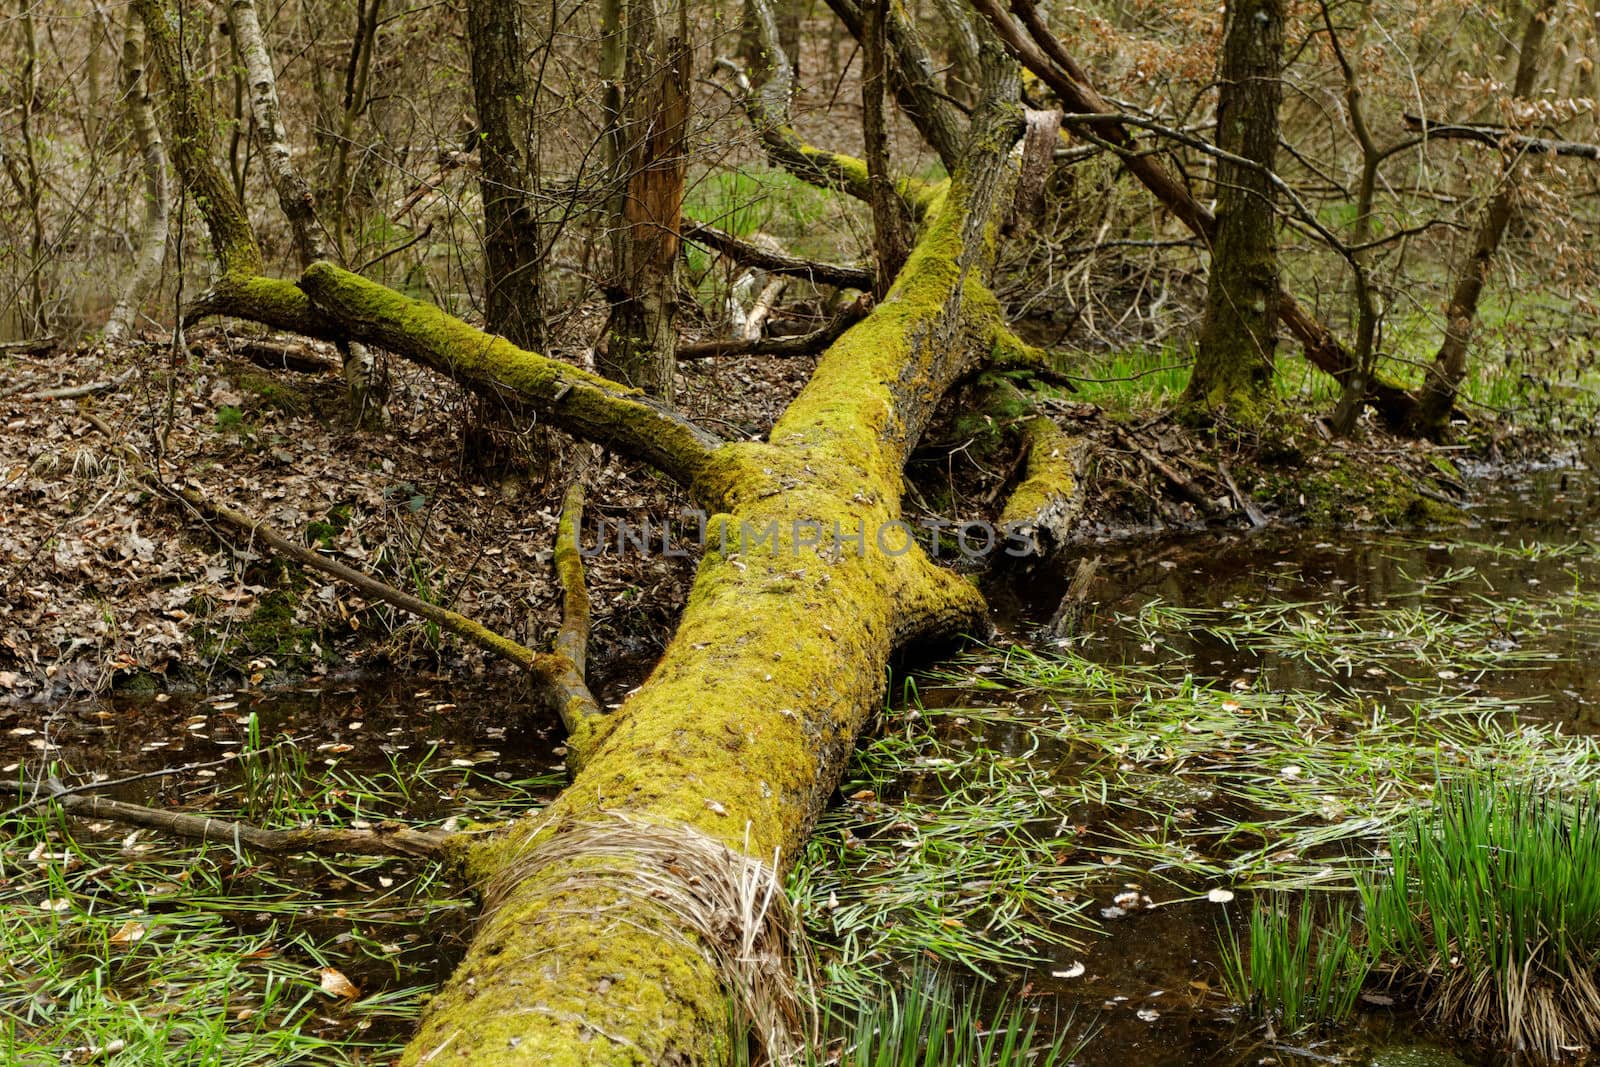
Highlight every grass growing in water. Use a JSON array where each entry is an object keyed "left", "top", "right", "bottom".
[
  {"left": 1361, "top": 778, "right": 1600, "bottom": 1060},
  {"left": 733, "top": 967, "right": 1083, "bottom": 1067},
  {"left": 791, "top": 682, "right": 1096, "bottom": 1003},
  {"left": 1219, "top": 895, "right": 1370, "bottom": 1035},
  {"left": 1, "top": 744, "right": 561, "bottom": 1065}
]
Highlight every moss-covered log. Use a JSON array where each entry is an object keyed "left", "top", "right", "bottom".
[
  {"left": 388, "top": 71, "right": 1027, "bottom": 1067},
  {"left": 998, "top": 416, "right": 1088, "bottom": 554}
]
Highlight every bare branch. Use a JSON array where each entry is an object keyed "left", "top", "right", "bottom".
[
  {"left": 1404, "top": 113, "right": 1600, "bottom": 161},
  {"left": 683, "top": 220, "right": 873, "bottom": 290}
]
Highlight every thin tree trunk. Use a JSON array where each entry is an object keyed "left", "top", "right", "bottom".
[
  {"left": 863, "top": 0, "right": 911, "bottom": 296},
  {"left": 330, "top": 0, "right": 381, "bottom": 262},
  {"left": 1412, "top": 0, "right": 1555, "bottom": 438},
  {"left": 226, "top": 0, "right": 325, "bottom": 267},
  {"left": 105, "top": 12, "right": 170, "bottom": 344},
  {"left": 466, "top": 0, "right": 546, "bottom": 351},
  {"left": 601, "top": 0, "right": 690, "bottom": 398},
  {"left": 1185, "top": 0, "right": 1284, "bottom": 419},
  {"left": 15, "top": 8, "right": 48, "bottom": 335},
  {"left": 1324, "top": 0, "right": 1382, "bottom": 436}
]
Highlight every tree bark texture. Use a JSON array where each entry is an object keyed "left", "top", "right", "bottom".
[
  {"left": 1185, "top": 0, "right": 1284, "bottom": 418},
  {"left": 466, "top": 0, "right": 546, "bottom": 351},
  {"left": 602, "top": 0, "right": 690, "bottom": 398}
]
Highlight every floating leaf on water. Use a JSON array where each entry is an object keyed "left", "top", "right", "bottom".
[
  {"left": 1137, "top": 1008, "right": 1160, "bottom": 1022},
  {"left": 1053, "top": 961, "right": 1087, "bottom": 979},
  {"left": 319, "top": 967, "right": 360, "bottom": 998},
  {"left": 1207, "top": 888, "right": 1235, "bottom": 904}
]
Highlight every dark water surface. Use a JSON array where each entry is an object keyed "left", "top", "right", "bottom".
[{"left": 968, "top": 453, "right": 1600, "bottom": 1067}]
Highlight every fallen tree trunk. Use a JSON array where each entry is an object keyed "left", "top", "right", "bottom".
[
  {"left": 132, "top": 2, "right": 1046, "bottom": 1057},
  {"left": 293, "top": 71, "right": 1020, "bottom": 1067}
]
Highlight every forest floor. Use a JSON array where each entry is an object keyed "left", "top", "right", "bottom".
[{"left": 0, "top": 328, "right": 1549, "bottom": 705}]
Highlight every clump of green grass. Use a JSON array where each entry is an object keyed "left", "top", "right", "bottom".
[
  {"left": 733, "top": 967, "right": 1082, "bottom": 1067},
  {"left": 1361, "top": 778, "right": 1600, "bottom": 1060},
  {"left": 819, "top": 975, "right": 1074, "bottom": 1067},
  {"left": 1219, "top": 895, "right": 1370, "bottom": 1035}
]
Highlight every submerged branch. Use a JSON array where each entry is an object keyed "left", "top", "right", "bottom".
[
  {"left": 40, "top": 778, "right": 457, "bottom": 860},
  {"left": 83, "top": 413, "right": 610, "bottom": 755}
]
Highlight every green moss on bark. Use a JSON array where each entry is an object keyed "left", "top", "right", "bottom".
[{"left": 399, "top": 135, "right": 1026, "bottom": 1064}]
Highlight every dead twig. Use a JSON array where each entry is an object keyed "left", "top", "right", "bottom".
[{"left": 38, "top": 776, "right": 457, "bottom": 859}]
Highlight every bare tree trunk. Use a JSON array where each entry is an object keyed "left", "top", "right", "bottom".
[
  {"left": 465, "top": 0, "right": 546, "bottom": 351},
  {"left": 1324, "top": 0, "right": 1382, "bottom": 436},
  {"left": 105, "top": 12, "right": 170, "bottom": 344},
  {"left": 601, "top": 0, "right": 690, "bottom": 398},
  {"left": 14, "top": 8, "right": 49, "bottom": 335},
  {"left": 1184, "top": 0, "right": 1284, "bottom": 420},
  {"left": 226, "top": 0, "right": 325, "bottom": 266},
  {"left": 1411, "top": 0, "right": 1555, "bottom": 439},
  {"left": 330, "top": 0, "right": 381, "bottom": 262},
  {"left": 863, "top": 0, "right": 911, "bottom": 296}
]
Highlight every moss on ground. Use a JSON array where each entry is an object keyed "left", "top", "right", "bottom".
[{"left": 1254, "top": 449, "right": 1466, "bottom": 528}]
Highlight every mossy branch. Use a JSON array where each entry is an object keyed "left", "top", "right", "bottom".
[
  {"left": 722, "top": 0, "right": 939, "bottom": 216},
  {"left": 996, "top": 416, "right": 1088, "bottom": 554},
  {"left": 297, "top": 262, "right": 724, "bottom": 489},
  {"left": 549, "top": 459, "right": 607, "bottom": 760}
]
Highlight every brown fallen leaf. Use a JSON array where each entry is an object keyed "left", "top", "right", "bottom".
[
  {"left": 319, "top": 966, "right": 360, "bottom": 998},
  {"left": 108, "top": 919, "right": 147, "bottom": 946}
]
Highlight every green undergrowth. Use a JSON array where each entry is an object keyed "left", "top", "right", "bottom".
[
  {"left": 1361, "top": 778, "right": 1600, "bottom": 1060},
  {"left": 734, "top": 966, "right": 1085, "bottom": 1067},
  {"left": 0, "top": 739, "right": 562, "bottom": 1065},
  {"left": 1058, "top": 317, "right": 1600, "bottom": 434},
  {"left": 1219, "top": 894, "right": 1370, "bottom": 1035}
]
